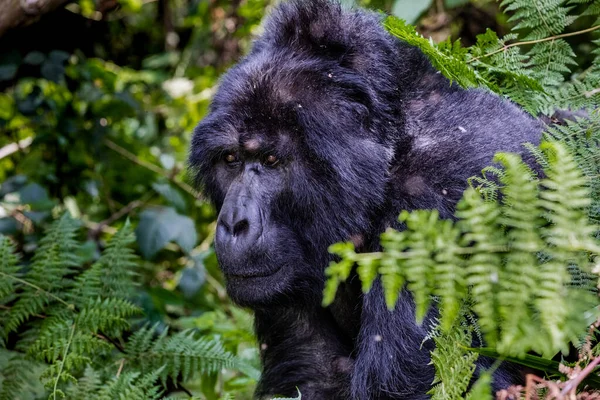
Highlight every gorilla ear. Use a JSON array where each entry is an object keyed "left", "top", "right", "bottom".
[{"left": 261, "top": 0, "right": 370, "bottom": 66}]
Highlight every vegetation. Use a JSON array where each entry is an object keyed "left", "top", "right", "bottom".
[{"left": 0, "top": 0, "right": 599, "bottom": 399}]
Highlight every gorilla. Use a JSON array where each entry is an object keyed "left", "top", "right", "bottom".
[{"left": 189, "top": 1, "right": 543, "bottom": 398}]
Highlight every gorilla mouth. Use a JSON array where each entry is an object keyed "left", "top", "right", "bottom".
[{"left": 223, "top": 265, "right": 283, "bottom": 279}]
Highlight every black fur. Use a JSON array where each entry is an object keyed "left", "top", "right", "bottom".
[{"left": 189, "top": 1, "right": 543, "bottom": 399}]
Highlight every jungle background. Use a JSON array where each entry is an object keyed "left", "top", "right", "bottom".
[{"left": 1, "top": 0, "right": 600, "bottom": 399}]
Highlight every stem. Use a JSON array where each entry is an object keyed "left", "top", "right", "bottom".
[
  {"left": 52, "top": 323, "right": 76, "bottom": 400},
  {"left": 89, "top": 193, "right": 153, "bottom": 238},
  {"left": 0, "top": 271, "right": 74, "bottom": 309},
  {"left": 104, "top": 139, "right": 201, "bottom": 200},
  {"left": 560, "top": 356, "right": 600, "bottom": 395},
  {"left": 468, "top": 25, "right": 600, "bottom": 64}
]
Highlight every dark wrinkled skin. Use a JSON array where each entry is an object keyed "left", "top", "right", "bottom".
[{"left": 189, "top": 1, "right": 543, "bottom": 399}]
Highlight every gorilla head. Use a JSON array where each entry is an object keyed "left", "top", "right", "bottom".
[
  {"left": 190, "top": 1, "right": 542, "bottom": 398},
  {"left": 189, "top": 0, "right": 418, "bottom": 307}
]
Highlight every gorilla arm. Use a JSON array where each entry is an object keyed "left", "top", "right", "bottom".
[{"left": 254, "top": 305, "right": 354, "bottom": 399}]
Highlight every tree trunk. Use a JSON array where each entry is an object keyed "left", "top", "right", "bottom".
[{"left": 0, "top": 0, "right": 69, "bottom": 37}]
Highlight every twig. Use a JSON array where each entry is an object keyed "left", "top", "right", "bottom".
[
  {"left": 116, "top": 359, "right": 125, "bottom": 377},
  {"left": 52, "top": 322, "right": 76, "bottom": 400},
  {"left": 585, "top": 87, "right": 600, "bottom": 98},
  {"left": 0, "top": 271, "right": 74, "bottom": 310},
  {"left": 179, "top": 385, "right": 193, "bottom": 397},
  {"left": 468, "top": 25, "right": 600, "bottom": 64},
  {"left": 95, "top": 332, "right": 126, "bottom": 354},
  {"left": 561, "top": 356, "right": 600, "bottom": 395},
  {"left": 205, "top": 272, "right": 227, "bottom": 301},
  {"left": 88, "top": 194, "right": 152, "bottom": 238},
  {"left": 103, "top": 139, "right": 201, "bottom": 200}
]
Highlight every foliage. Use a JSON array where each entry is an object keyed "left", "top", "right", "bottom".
[
  {"left": 325, "top": 139, "right": 600, "bottom": 354},
  {"left": 0, "top": 0, "right": 264, "bottom": 397},
  {"left": 1, "top": 0, "right": 600, "bottom": 398},
  {"left": 324, "top": 1, "right": 600, "bottom": 398},
  {"left": 385, "top": 0, "right": 600, "bottom": 115},
  {"left": 0, "top": 215, "right": 247, "bottom": 399}
]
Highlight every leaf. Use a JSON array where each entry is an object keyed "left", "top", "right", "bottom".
[
  {"left": 48, "top": 50, "right": 70, "bottom": 64},
  {"left": 392, "top": 0, "right": 432, "bottom": 23},
  {"left": 0, "top": 65, "right": 17, "bottom": 81},
  {"left": 178, "top": 264, "right": 206, "bottom": 299},
  {"left": 41, "top": 61, "right": 65, "bottom": 82},
  {"left": 0, "top": 218, "right": 18, "bottom": 235},
  {"left": 18, "top": 183, "right": 53, "bottom": 210},
  {"left": 0, "top": 175, "right": 27, "bottom": 198},
  {"left": 136, "top": 207, "right": 197, "bottom": 259},
  {"left": 23, "top": 52, "right": 46, "bottom": 65},
  {"left": 152, "top": 182, "right": 187, "bottom": 213}
]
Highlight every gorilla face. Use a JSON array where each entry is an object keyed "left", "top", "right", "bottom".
[{"left": 190, "top": 55, "right": 394, "bottom": 307}]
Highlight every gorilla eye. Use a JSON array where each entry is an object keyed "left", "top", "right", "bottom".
[
  {"left": 264, "top": 154, "right": 279, "bottom": 167},
  {"left": 224, "top": 153, "right": 238, "bottom": 164}
]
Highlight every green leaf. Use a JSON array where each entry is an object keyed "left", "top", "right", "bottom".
[
  {"left": 152, "top": 182, "right": 187, "bottom": 213},
  {"left": 391, "top": 0, "right": 432, "bottom": 23},
  {"left": 178, "top": 265, "right": 206, "bottom": 299},
  {"left": 136, "top": 207, "right": 198, "bottom": 259},
  {"left": 23, "top": 52, "right": 46, "bottom": 65},
  {"left": 18, "top": 183, "right": 54, "bottom": 211},
  {"left": 41, "top": 61, "right": 65, "bottom": 82},
  {"left": 0, "top": 65, "right": 17, "bottom": 81},
  {"left": 48, "top": 50, "right": 70, "bottom": 64}
]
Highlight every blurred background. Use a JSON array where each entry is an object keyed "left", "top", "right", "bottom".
[{"left": 0, "top": 0, "right": 597, "bottom": 397}]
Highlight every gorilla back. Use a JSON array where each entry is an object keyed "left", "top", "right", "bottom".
[{"left": 189, "top": 1, "right": 543, "bottom": 399}]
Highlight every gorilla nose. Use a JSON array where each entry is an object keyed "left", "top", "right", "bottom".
[
  {"left": 216, "top": 201, "right": 263, "bottom": 253},
  {"left": 219, "top": 214, "right": 250, "bottom": 238}
]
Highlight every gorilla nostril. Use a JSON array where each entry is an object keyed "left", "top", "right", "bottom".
[
  {"left": 232, "top": 219, "right": 250, "bottom": 237},
  {"left": 218, "top": 218, "right": 231, "bottom": 233}
]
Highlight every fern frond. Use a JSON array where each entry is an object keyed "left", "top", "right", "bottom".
[
  {"left": 125, "top": 325, "right": 235, "bottom": 385},
  {"left": 75, "top": 297, "right": 139, "bottom": 337},
  {"left": 501, "top": 0, "right": 574, "bottom": 40},
  {"left": 72, "top": 220, "right": 138, "bottom": 306},
  {"left": 96, "top": 369, "right": 164, "bottom": 400},
  {"left": 0, "top": 236, "right": 19, "bottom": 302},
  {"left": 4, "top": 214, "right": 80, "bottom": 334},
  {"left": 0, "top": 349, "right": 44, "bottom": 400},
  {"left": 394, "top": 210, "right": 439, "bottom": 322},
  {"left": 429, "top": 320, "right": 478, "bottom": 400},
  {"left": 529, "top": 39, "right": 577, "bottom": 86},
  {"left": 384, "top": 17, "right": 483, "bottom": 88},
  {"left": 492, "top": 153, "right": 543, "bottom": 355},
  {"left": 64, "top": 365, "right": 102, "bottom": 398},
  {"left": 456, "top": 189, "right": 505, "bottom": 346}
]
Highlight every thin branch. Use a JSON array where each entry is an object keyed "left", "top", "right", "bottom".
[
  {"left": 103, "top": 139, "right": 201, "bottom": 200},
  {"left": 560, "top": 356, "right": 600, "bottom": 395},
  {"left": 0, "top": 271, "right": 75, "bottom": 310},
  {"left": 95, "top": 332, "right": 126, "bottom": 353},
  {"left": 88, "top": 194, "right": 151, "bottom": 238},
  {"left": 468, "top": 25, "right": 600, "bottom": 64},
  {"left": 179, "top": 385, "right": 193, "bottom": 397},
  {"left": 52, "top": 322, "right": 76, "bottom": 400},
  {"left": 116, "top": 358, "right": 125, "bottom": 377}
]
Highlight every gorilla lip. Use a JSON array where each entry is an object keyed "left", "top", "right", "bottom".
[{"left": 223, "top": 265, "right": 282, "bottom": 279}]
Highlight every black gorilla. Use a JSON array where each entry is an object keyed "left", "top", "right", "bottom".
[{"left": 189, "top": 1, "right": 543, "bottom": 398}]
